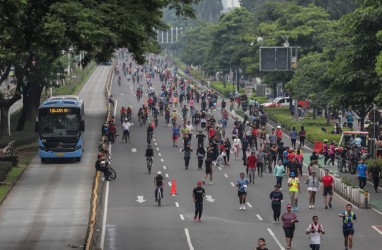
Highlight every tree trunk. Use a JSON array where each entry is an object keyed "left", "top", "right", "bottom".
[
  {"left": 326, "top": 107, "right": 330, "bottom": 126},
  {"left": 16, "top": 82, "right": 42, "bottom": 131},
  {"left": 0, "top": 92, "right": 22, "bottom": 139}
]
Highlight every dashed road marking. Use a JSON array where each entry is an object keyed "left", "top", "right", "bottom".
[
  {"left": 156, "top": 147, "right": 159, "bottom": 151},
  {"left": 247, "top": 202, "right": 252, "bottom": 208},
  {"left": 224, "top": 174, "right": 228, "bottom": 178},
  {"left": 256, "top": 214, "right": 263, "bottom": 220},
  {"left": 158, "top": 153, "right": 161, "bottom": 156},
  {"left": 180, "top": 214, "right": 185, "bottom": 221},
  {"left": 184, "top": 228, "right": 194, "bottom": 250},
  {"left": 166, "top": 174, "right": 169, "bottom": 178},
  {"left": 230, "top": 182, "right": 235, "bottom": 187},
  {"left": 163, "top": 166, "right": 166, "bottom": 170},
  {"left": 218, "top": 167, "right": 222, "bottom": 171},
  {"left": 267, "top": 228, "right": 285, "bottom": 250},
  {"left": 131, "top": 148, "right": 137, "bottom": 152},
  {"left": 161, "top": 159, "right": 164, "bottom": 162},
  {"left": 175, "top": 202, "right": 180, "bottom": 207},
  {"left": 168, "top": 181, "right": 172, "bottom": 187}
]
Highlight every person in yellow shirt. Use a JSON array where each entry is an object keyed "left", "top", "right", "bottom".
[{"left": 288, "top": 172, "right": 300, "bottom": 212}]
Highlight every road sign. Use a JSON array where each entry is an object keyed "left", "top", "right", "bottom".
[{"left": 259, "top": 46, "right": 299, "bottom": 72}]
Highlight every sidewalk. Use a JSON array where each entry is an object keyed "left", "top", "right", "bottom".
[{"left": 178, "top": 69, "right": 382, "bottom": 213}]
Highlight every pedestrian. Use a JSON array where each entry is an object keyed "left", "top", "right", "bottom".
[
  {"left": 299, "top": 126, "right": 306, "bottom": 148},
  {"left": 121, "top": 118, "right": 131, "bottom": 143},
  {"left": 321, "top": 169, "right": 333, "bottom": 209},
  {"left": 236, "top": 172, "right": 249, "bottom": 210},
  {"left": 247, "top": 151, "right": 257, "bottom": 183},
  {"left": 192, "top": 180, "right": 205, "bottom": 222},
  {"left": 370, "top": 161, "right": 381, "bottom": 192},
  {"left": 203, "top": 157, "right": 213, "bottom": 184},
  {"left": 270, "top": 185, "right": 283, "bottom": 224},
  {"left": 329, "top": 141, "right": 335, "bottom": 166},
  {"left": 290, "top": 127, "right": 297, "bottom": 149},
  {"left": 255, "top": 237, "right": 268, "bottom": 250},
  {"left": 306, "top": 215, "right": 325, "bottom": 250},
  {"left": 224, "top": 137, "right": 231, "bottom": 165},
  {"left": 196, "top": 144, "right": 206, "bottom": 170},
  {"left": 339, "top": 204, "right": 357, "bottom": 250},
  {"left": 256, "top": 148, "right": 265, "bottom": 177},
  {"left": 274, "top": 160, "right": 285, "bottom": 188},
  {"left": 281, "top": 204, "right": 298, "bottom": 249},
  {"left": 232, "top": 135, "right": 241, "bottom": 159},
  {"left": 181, "top": 143, "right": 193, "bottom": 169},
  {"left": 287, "top": 171, "right": 300, "bottom": 211},
  {"left": 307, "top": 171, "right": 320, "bottom": 209},
  {"left": 355, "top": 159, "right": 368, "bottom": 189}
]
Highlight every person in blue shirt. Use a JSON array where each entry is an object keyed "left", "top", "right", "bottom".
[
  {"left": 172, "top": 125, "right": 180, "bottom": 147},
  {"left": 236, "top": 172, "right": 249, "bottom": 210},
  {"left": 356, "top": 160, "right": 368, "bottom": 189},
  {"left": 339, "top": 204, "right": 357, "bottom": 250}
]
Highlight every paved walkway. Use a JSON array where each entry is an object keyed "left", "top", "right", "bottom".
[{"left": 178, "top": 69, "right": 382, "bottom": 213}]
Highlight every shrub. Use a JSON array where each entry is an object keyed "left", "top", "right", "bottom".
[
  {"left": 0, "top": 162, "right": 13, "bottom": 182},
  {"left": 365, "top": 158, "right": 382, "bottom": 171}
]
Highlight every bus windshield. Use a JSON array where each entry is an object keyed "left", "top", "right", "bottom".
[{"left": 39, "top": 113, "right": 81, "bottom": 138}]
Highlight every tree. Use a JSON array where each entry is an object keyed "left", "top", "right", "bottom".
[
  {"left": 0, "top": 0, "right": 201, "bottom": 133},
  {"left": 327, "top": 0, "right": 382, "bottom": 130}
]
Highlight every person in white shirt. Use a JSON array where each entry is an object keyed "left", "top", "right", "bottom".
[
  {"left": 122, "top": 118, "right": 131, "bottom": 143},
  {"left": 306, "top": 215, "right": 325, "bottom": 250},
  {"left": 186, "top": 121, "right": 194, "bottom": 142}
]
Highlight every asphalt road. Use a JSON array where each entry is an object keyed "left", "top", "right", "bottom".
[
  {"left": 101, "top": 57, "right": 382, "bottom": 250},
  {"left": 0, "top": 66, "right": 110, "bottom": 249}
]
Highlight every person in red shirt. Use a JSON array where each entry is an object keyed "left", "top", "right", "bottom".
[
  {"left": 287, "top": 149, "right": 296, "bottom": 162},
  {"left": 276, "top": 126, "right": 283, "bottom": 144},
  {"left": 208, "top": 126, "right": 216, "bottom": 140},
  {"left": 321, "top": 169, "right": 334, "bottom": 209},
  {"left": 252, "top": 127, "right": 259, "bottom": 150},
  {"left": 247, "top": 151, "right": 257, "bottom": 184}
]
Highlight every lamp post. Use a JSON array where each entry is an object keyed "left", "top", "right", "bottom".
[{"left": 256, "top": 36, "right": 290, "bottom": 48}]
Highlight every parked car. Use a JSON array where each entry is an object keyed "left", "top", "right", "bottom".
[{"left": 261, "top": 97, "right": 310, "bottom": 109}]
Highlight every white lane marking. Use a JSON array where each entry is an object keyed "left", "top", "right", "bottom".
[
  {"left": 371, "top": 206, "right": 382, "bottom": 215},
  {"left": 158, "top": 153, "right": 161, "bottom": 156},
  {"left": 230, "top": 182, "right": 235, "bottom": 187},
  {"left": 224, "top": 174, "right": 228, "bottom": 178},
  {"left": 166, "top": 174, "right": 169, "bottom": 178},
  {"left": 246, "top": 202, "right": 252, "bottom": 208},
  {"left": 256, "top": 214, "right": 263, "bottom": 220},
  {"left": 156, "top": 147, "right": 159, "bottom": 151},
  {"left": 161, "top": 158, "right": 164, "bottom": 162},
  {"left": 155, "top": 142, "right": 158, "bottom": 146},
  {"left": 168, "top": 181, "right": 172, "bottom": 187},
  {"left": 100, "top": 180, "right": 110, "bottom": 249},
  {"left": 131, "top": 148, "right": 136, "bottom": 152},
  {"left": 153, "top": 138, "right": 156, "bottom": 142},
  {"left": 184, "top": 228, "right": 194, "bottom": 250},
  {"left": 163, "top": 166, "right": 167, "bottom": 170},
  {"left": 267, "top": 228, "right": 285, "bottom": 250},
  {"left": 218, "top": 167, "right": 222, "bottom": 171},
  {"left": 372, "top": 226, "right": 382, "bottom": 235},
  {"left": 175, "top": 202, "right": 180, "bottom": 207},
  {"left": 136, "top": 196, "right": 146, "bottom": 203},
  {"left": 180, "top": 214, "right": 185, "bottom": 221}
]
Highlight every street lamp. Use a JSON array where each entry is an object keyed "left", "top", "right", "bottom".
[{"left": 256, "top": 36, "right": 290, "bottom": 47}]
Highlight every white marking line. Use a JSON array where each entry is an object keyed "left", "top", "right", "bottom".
[
  {"left": 218, "top": 167, "right": 222, "bottom": 171},
  {"left": 256, "top": 214, "right": 263, "bottom": 220},
  {"left": 175, "top": 202, "right": 180, "bottom": 207},
  {"left": 163, "top": 166, "right": 167, "bottom": 170},
  {"left": 100, "top": 180, "right": 110, "bottom": 249},
  {"left": 247, "top": 202, "right": 253, "bottom": 208},
  {"left": 267, "top": 228, "right": 285, "bottom": 250},
  {"left": 131, "top": 148, "right": 136, "bottom": 152},
  {"left": 158, "top": 153, "right": 161, "bottom": 156},
  {"left": 230, "top": 182, "right": 235, "bottom": 187},
  {"left": 334, "top": 192, "right": 359, "bottom": 209},
  {"left": 156, "top": 147, "right": 159, "bottom": 151},
  {"left": 184, "top": 228, "right": 194, "bottom": 250},
  {"left": 224, "top": 174, "right": 228, "bottom": 178},
  {"left": 161, "top": 158, "right": 164, "bottom": 162},
  {"left": 371, "top": 206, "right": 382, "bottom": 215},
  {"left": 372, "top": 226, "right": 382, "bottom": 235},
  {"left": 180, "top": 214, "right": 185, "bottom": 221},
  {"left": 155, "top": 142, "right": 158, "bottom": 146},
  {"left": 166, "top": 174, "right": 169, "bottom": 178},
  {"left": 168, "top": 181, "right": 172, "bottom": 187}
]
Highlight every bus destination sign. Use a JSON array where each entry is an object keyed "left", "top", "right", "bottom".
[{"left": 49, "top": 108, "right": 72, "bottom": 113}]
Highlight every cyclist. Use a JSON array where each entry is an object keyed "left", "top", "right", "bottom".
[
  {"left": 154, "top": 171, "right": 164, "bottom": 202},
  {"left": 145, "top": 144, "right": 154, "bottom": 174},
  {"left": 122, "top": 118, "right": 131, "bottom": 143},
  {"left": 95, "top": 159, "right": 111, "bottom": 181},
  {"left": 147, "top": 123, "right": 154, "bottom": 144},
  {"left": 126, "top": 106, "right": 132, "bottom": 121},
  {"left": 120, "top": 106, "right": 127, "bottom": 123}
]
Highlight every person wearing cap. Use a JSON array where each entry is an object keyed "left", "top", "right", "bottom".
[
  {"left": 281, "top": 204, "right": 298, "bottom": 249},
  {"left": 255, "top": 237, "right": 268, "bottom": 250},
  {"left": 122, "top": 118, "right": 131, "bottom": 143},
  {"left": 288, "top": 171, "right": 300, "bottom": 212},
  {"left": 192, "top": 181, "right": 206, "bottom": 222},
  {"left": 154, "top": 171, "right": 164, "bottom": 202}
]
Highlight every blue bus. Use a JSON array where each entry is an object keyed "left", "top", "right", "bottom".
[{"left": 35, "top": 95, "right": 85, "bottom": 162}]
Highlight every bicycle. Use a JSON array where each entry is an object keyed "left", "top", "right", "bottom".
[
  {"left": 155, "top": 186, "right": 163, "bottom": 206},
  {"left": 147, "top": 157, "right": 153, "bottom": 174}
]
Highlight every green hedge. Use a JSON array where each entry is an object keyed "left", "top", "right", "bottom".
[
  {"left": 365, "top": 158, "right": 382, "bottom": 170},
  {"left": 0, "top": 162, "right": 13, "bottom": 182}
]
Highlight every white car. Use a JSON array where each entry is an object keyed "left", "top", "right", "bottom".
[{"left": 261, "top": 97, "right": 291, "bottom": 108}]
